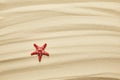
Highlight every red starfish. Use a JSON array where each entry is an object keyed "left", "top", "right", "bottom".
[{"left": 31, "top": 43, "right": 49, "bottom": 62}]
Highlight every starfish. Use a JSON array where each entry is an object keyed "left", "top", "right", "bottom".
[{"left": 31, "top": 43, "right": 49, "bottom": 62}]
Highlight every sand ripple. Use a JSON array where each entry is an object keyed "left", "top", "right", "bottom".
[{"left": 0, "top": 0, "right": 120, "bottom": 80}]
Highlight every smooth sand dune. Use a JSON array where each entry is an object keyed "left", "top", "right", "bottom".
[
  {"left": 66, "top": 77, "right": 120, "bottom": 80},
  {"left": 0, "top": 0, "right": 120, "bottom": 80}
]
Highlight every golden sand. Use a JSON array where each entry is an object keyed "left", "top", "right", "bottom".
[{"left": 0, "top": 0, "right": 120, "bottom": 80}]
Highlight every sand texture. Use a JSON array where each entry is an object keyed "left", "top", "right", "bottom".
[{"left": 0, "top": 0, "right": 120, "bottom": 80}]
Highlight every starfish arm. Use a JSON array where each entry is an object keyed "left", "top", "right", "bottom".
[
  {"left": 44, "top": 51, "right": 49, "bottom": 56},
  {"left": 38, "top": 54, "right": 42, "bottom": 62},
  {"left": 42, "top": 43, "right": 47, "bottom": 50},
  {"left": 31, "top": 51, "right": 37, "bottom": 56},
  {"left": 33, "top": 43, "right": 39, "bottom": 50}
]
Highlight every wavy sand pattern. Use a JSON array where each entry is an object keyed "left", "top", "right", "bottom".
[{"left": 0, "top": 0, "right": 120, "bottom": 80}]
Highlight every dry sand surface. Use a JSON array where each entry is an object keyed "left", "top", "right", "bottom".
[{"left": 0, "top": 0, "right": 120, "bottom": 80}]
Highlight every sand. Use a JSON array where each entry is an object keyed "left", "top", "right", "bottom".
[{"left": 0, "top": 0, "right": 120, "bottom": 80}]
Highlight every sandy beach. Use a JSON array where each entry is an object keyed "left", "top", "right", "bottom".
[{"left": 0, "top": 0, "right": 120, "bottom": 80}]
